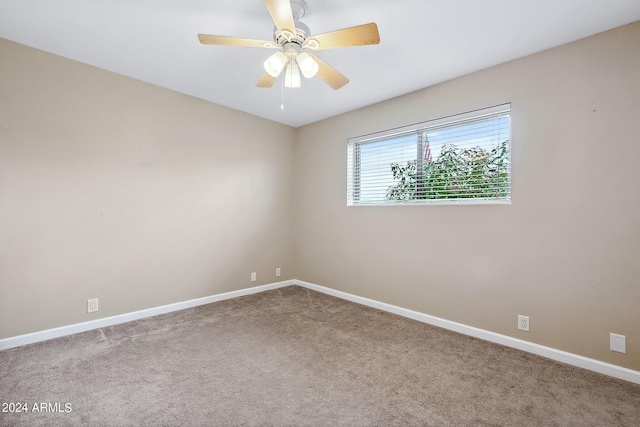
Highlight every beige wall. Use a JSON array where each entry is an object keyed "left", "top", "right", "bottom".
[
  {"left": 294, "top": 22, "right": 640, "bottom": 370},
  {"left": 0, "top": 39, "right": 296, "bottom": 338}
]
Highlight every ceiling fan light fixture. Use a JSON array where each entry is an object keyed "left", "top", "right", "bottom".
[
  {"left": 264, "top": 51, "right": 287, "bottom": 77},
  {"left": 296, "top": 52, "right": 318, "bottom": 78},
  {"left": 284, "top": 60, "right": 301, "bottom": 88}
]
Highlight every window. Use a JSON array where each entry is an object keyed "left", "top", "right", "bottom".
[{"left": 347, "top": 104, "right": 511, "bottom": 205}]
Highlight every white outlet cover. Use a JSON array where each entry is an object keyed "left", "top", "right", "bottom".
[
  {"left": 251, "top": 272, "right": 256, "bottom": 282},
  {"left": 87, "top": 298, "right": 99, "bottom": 313},
  {"left": 610, "top": 333, "right": 626, "bottom": 353},
  {"left": 276, "top": 268, "right": 281, "bottom": 277},
  {"left": 518, "top": 315, "right": 530, "bottom": 332}
]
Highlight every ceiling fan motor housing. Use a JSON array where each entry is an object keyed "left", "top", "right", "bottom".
[
  {"left": 274, "top": 21, "right": 310, "bottom": 47},
  {"left": 273, "top": 0, "right": 311, "bottom": 49}
]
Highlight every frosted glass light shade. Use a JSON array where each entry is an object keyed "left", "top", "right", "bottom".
[
  {"left": 284, "top": 61, "right": 301, "bottom": 88},
  {"left": 296, "top": 52, "right": 318, "bottom": 78},
  {"left": 264, "top": 52, "right": 287, "bottom": 77}
]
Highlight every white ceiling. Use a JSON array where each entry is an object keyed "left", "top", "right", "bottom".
[{"left": 2, "top": 0, "right": 640, "bottom": 127}]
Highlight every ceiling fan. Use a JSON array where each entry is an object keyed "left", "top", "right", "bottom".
[{"left": 197, "top": 0, "right": 380, "bottom": 90}]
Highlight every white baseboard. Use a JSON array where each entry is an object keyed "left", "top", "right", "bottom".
[
  {"left": 293, "top": 280, "right": 640, "bottom": 385},
  {"left": 0, "top": 280, "right": 294, "bottom": 351},
  {"left": 2, "top": 278, "right": 638, "bottom": 385}
]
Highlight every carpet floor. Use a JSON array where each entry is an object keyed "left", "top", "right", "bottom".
[{"left": 1, "top": 285, "right": 639, "bottom": 426}]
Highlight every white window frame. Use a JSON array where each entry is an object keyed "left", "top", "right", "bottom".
[{"left": 347, "top": 104, "right": 511, "bottom": 206}]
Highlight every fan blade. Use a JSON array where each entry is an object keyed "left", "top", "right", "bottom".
[
  {"left": 264, "top": 0, "right": 296, "bottom": 33},
  {"left": 307, "top": 53, "right": 349, "bottom": 90},
  {"left": 198, "top": 34, "right": 276, "bottom": 48},
  {"left": 256, "top": 72, "right": 278, "bottom": 88},
  {"left": 307, "top": 23, "right": 380, "bottom": 50}
]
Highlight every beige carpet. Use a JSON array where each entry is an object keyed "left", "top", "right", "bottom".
[{"left": 1, "top": 285, "right": 639, "bottom": 426}]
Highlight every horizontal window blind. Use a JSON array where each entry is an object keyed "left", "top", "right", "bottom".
[{"left": 347, "top": 104, "right": 511, "bottom": 205}]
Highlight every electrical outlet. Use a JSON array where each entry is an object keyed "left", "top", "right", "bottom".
[
  {"left": 276, "top": 267, "right": 281, "bottom": 277},
  {"left": 87, "top": 298, "right": 99, "bottom": 313},
  {"left": 251, "top": 272, "right": 256, "bottom": 282},
  {"left": 610, "top": 333, "right": 626, "bottom": 353},
  {"left": 518, "top": 315, "right": 529, "bottom": 332}
]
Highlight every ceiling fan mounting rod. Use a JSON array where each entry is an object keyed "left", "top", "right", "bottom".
[{"left": 290, "top": 0, "right": 308, "bottom": 21}]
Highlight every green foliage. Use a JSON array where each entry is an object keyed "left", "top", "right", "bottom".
[{"left": 386, "top": 140, "right": 510, "bottom": 201}]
